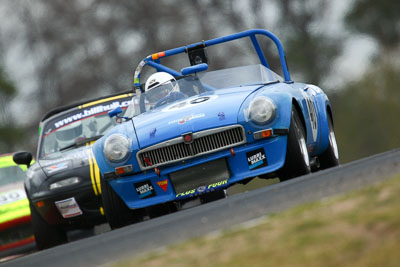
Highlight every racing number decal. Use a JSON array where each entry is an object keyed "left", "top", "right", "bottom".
[
  {"left": 300, "top": 87, "right": 318, "bottom": 142},
  {"left": 0, "top": 190, "right": 26, "bottom": 205}
]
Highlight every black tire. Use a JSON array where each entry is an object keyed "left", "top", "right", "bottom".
[
  {"left": 279, "top": 106, "right": 311, "bottom": 181},
  {"left": 319, "top": 115, "right": 339, "bottom": 169},
  {"left": 29, "top": 201, "right": 67, "bottom": 250},
  {"left": 101, "top": 178, "right": 142, "bottom": 229},
  {"left": 200, "top": 190, "right": 226, "bottom": 204}
]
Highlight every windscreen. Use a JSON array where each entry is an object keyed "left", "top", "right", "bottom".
[
  {"left": 39, "top": 95, "right": 132, "bottom": 159},
  {"left": 125, "top": 64, "right": 282, "bottom": 116}
]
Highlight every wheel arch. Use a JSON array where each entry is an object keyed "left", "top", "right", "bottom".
[
  {"left": 292, "top": 98, "right": 307, "bottom": 139},
  {"left": 326, "top": 104, "right": 334, "bottom": 129}
]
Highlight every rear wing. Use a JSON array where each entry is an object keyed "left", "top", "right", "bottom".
[{"left": 133, "top": 29, "right": 292, "bottom": 92}]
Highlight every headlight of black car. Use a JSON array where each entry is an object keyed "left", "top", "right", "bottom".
[
  {"left": 49, "top": 177, "right": 81, "bottom": 190},
  {"left": 103, "top": 134, "right": 130, "bottom": 162},
  {"left": 248, "top": 96, "right": 276, "bottom": 125}
]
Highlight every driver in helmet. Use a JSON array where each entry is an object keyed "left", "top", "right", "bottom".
[{"left": 144, "top": 72, "right": 184, "bottom": 110}]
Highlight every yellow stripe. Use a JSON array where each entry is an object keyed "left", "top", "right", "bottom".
[
  {"left": 79, "top": 93, "right": 133, "bottom": 109},
  {"left": 0, "top": 199, "right": 30, "bottom": 224},
  {"left": 100, "top": 207, "right": 104, "bottom": 215},
  {"left": 86, "top": 144, "right": 98, "bottom": 196},
  {"left": 90, "top": 149, "right": 102, "bottom": 195}
]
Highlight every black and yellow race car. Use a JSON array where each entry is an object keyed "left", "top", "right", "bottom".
[{"left": 13, "top": 91, "right": 133, "bottom": 250}]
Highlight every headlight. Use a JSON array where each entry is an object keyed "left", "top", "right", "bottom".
[
  {"left": 248, "top": 96, "right": 276, "bottom": 125},
  {"left": 49, "top": 177, "right": 80, "bottom": 190},
  {"left": 104, "top": 134, "right": 130, "bottom": 162}
]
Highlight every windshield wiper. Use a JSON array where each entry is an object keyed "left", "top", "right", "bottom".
[{"left": 59, "top": 135, "right": 104, "bottom": 152}]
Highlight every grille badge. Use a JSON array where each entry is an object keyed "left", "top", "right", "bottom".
[{"left": 182, "top": 132, "right": 193, "bottom": 144}]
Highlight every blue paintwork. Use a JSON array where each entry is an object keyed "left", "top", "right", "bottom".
[{"left": 93, "top": 29, "right": 335, "bottom": 209}]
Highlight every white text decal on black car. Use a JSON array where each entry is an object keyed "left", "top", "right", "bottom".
[{"left": 54, "top": 100, "right": 131, "bottom": 129}]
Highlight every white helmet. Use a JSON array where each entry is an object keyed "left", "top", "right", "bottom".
[
  {"left": 145, "top": 72, "right": 177, "bottom": 91},
  {"left": 144, "top": 72, "right": 179, "bottom": 104}
]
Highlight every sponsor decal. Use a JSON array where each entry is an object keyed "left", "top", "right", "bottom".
[
  {"left": 175, "top": 179, "right": 228, "bottom": 198},
  {"left": 55, "top": 197, "right": 83, "bottom": 218},
  {"left": 169, "top": 102, "right": 187, "bottom": 110},
  {"left": 207, "top": 179, "right": 228, "bottom": 189},
  {"left": 156, "top": 179, "right": 168, "bottom": 192},
  {"left": 197, "top": 186, "right": 207, "bottom": 193},
  {"left": 168, "top": 113, "right": 205, "bottom": 125},
  {"left": 45, "top": 162, "right": 69, "bottom": 174},
  {"left": 150, "top": 128, "right": 157, "bottom": 138},
  {"left": 300, "top": 88, "right": 318, "bottom": 142},
  {"left": 176, "top": 189, "right": 196, "bottom": 198},
  {"left": 53, "top": 100, "right": 132, "bottom": 129},
  {"left": 148, "top": 79, "right": 157, "bottom": 88},
  {"left": 218, "top": 112, "right": 225, "bottom": 120},
  {"left": 246, "top": 148, "right": 268, "bottom": 170},
  {"left": 134, "top": 180, "right": 156, "bottom": 199}
]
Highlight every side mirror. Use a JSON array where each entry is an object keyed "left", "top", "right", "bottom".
[
  {"left": 108, "top": 106, "right": 123, "bottom": 118},
  {"left": 181, "top": 63, "right": 208, "bottom": 76},
  {"left": 13, "top": 151, "right": 33, "bottom": 168}
]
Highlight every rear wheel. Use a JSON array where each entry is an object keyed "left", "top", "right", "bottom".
[
  {"left": 319, "top": 115, "right": 339, "bottom": 169},
  {"left": 279, "top": 106, "right": 311, "bottom": 181},
  {"left": 101, "top": 178, "right": 143, "bottom": 229},
  {"left": 29, "top": 201, "right": 67, "bottom": 250}
]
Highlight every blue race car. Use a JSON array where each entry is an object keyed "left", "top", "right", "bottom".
[{"left": 93, "top": 29, "right": 339, "bottom": 228}]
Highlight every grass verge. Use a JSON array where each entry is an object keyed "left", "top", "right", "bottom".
[{"left": 113, "top": 174, "right": 400, "bottom": 267}]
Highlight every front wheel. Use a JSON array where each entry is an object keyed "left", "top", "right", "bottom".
[
  {"left": 279, "top": 106, "right": 311, "bottom": 181},
  {"left": 29, "top": 201, "right": 67, "bottom": 250},
  {"left": 319, "top": 115, "right": 339, "bottom": 169},
  {"left": 101, "top": 178, "right": 143, "bottom": 229}
]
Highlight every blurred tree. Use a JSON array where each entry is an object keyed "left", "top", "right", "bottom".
[
  {"left": 332, "top": 0, "right": 400, "bottom": 163},
  {"left": 276, "top": 0, "right": 342, "bottom": 85},
  {"left": 331, "top": 62, "right": 400, "bottom": 162},
  {"left": 0, "top": 67, "right": 25, "bottom": 152},
  {"left": 345, "top": 0, "right": 400, "bottom": 50},
  {"left": 1, "top": 0, "right": 344, "bottom": 152}
]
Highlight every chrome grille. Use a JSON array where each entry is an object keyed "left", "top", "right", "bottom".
[{"left": 137, "top": 125, "right": 246, "bottom": 170}]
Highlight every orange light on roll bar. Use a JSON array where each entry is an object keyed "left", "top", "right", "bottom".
[{"left": 152, "top": 51, "right": 166, "bottom": 60}]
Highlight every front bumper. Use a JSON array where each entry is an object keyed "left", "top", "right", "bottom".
[
  {"left": 109, "top": 135, "right": 288, "bottom": 209},
  {"left": 30, "top": 185, "right": 105, "bottom": 228}
]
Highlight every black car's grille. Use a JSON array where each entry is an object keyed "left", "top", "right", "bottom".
[{"left": 137, "top": 125, "right": 246, "bottom": 170}]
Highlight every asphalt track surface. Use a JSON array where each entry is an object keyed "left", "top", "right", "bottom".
[{"left": 5, "top": 148, "right": 400, "bottom": 267}]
